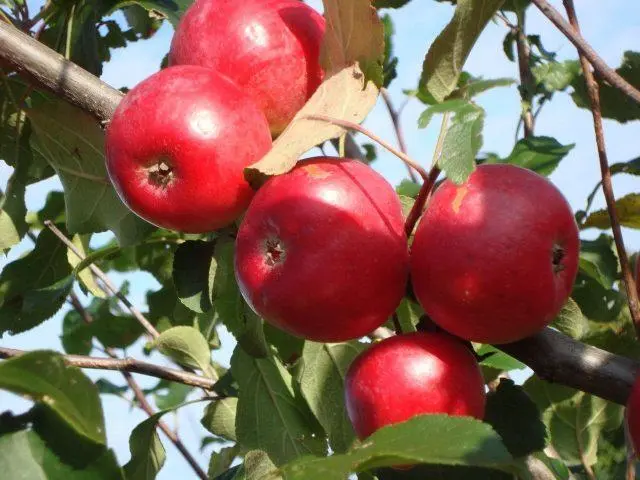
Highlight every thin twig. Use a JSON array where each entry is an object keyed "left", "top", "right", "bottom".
[
  {"left": 380, "top": 88, "right": 418, "bottom": 183},
  {"left": 44, "top": 220, "right": 160, "bottom": 339},
  {"left": 304, "top": 114, "right": 429, "bottom": 181},
  {"left": 403, "top": 112, "right": 449, "bottom": 236},
  {"left": 561, "top": 0, "right": 640, "bottom": 338},
  {"left": 0, "top": 346, "right": 216, "bottom": 390},
  {"left": 67, "top": 294, "right": 208, "bottom": 480},
  {"left": 532, "top": 0, "right": 640, "bottom": 106},
  {"left": 515, "top": 14, "right": 535, "bottom": 138}
]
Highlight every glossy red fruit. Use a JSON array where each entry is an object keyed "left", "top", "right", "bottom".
[
  {"left": 345, "top": 332, "right": 486, "bottom": 439},
  {"left": 169, "top": 0, "right": 325, "bottom": 136},
  {"left": 626, "top": 374, "right": 640, "bottom": 455},
  {"left": 235, "top": 157, "right": 409, "bottom": 342},
  {"left": 410, "top": 164, "right": 579, "bottom": 344},
  {"left": 105, "top": 65, "right": 272, "bottom": 233}
]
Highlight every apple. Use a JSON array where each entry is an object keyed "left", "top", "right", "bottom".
[
  {"left": 345, "top": 332, "right": 486, "bottom": 439},
  {"left": 169, "top": 0, "right": 325, "bottom": 136},
  {"left": 410, "top": 164, "right": 579, "bottom": 344},
  {"left": 626, "top": 374, "right": 640, "bottom": 455},
  {"left": 105, "top": 65, "right": 272, "bottom": 233},
  {"left": 234, "top": 157, "right": 409, "bottom": 342}
]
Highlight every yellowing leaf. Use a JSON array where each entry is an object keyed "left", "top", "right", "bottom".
[{"left": 245, "top": 0, "right": 384, "bottom": 187}]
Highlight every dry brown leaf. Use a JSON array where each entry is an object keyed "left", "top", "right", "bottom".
[{"left": 244, "top": 0, "right": 384, "bottom": 188}]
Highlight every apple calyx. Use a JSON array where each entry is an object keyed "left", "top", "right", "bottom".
[{"left": 146, "top": 156, "right": 174, "bottom": 188}]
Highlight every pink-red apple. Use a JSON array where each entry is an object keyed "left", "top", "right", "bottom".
[
  {"left": 410, "top": 164, "right": 579, "bottom": 344},
  {"left": 169, "top": 0, "right": 325, "bottom": 136},
  {"left": 105, "top": 65, "right": 271, "bottom": 233},
  {"left": 626, "top": 374, "right": 640, "bottom": 455},
  {"left": 234, "top": 157, "right": 409, "bottom": 342},
  {"left": 345, "top": 332, "right": 486, "bottom": 439}
]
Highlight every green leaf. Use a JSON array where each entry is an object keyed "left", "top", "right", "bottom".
[
  {"left": 373, "top": 0, "right": 411, "bottom": 8},
  {"left": 208, "top": 445, "right": 240, "bottom": 479},
  {"left": 395, "top": 298, "right": 422, "bottom": 333},
  {"left": 0, "top": 351, "right": 105, "bottom": 445},
  {"left": 235, "top": 450, "right": 280, "bottom": 480},
  {"left": 231, "top": 346, "right": 326, "bottom": 466},
  {"left": 494, "top": 136, "right": 574, "bottom": 176},
  {"left": 172, "top": 240, "right": 216, "bottom": 313},
  {"left": 68, "top": 234, "right": 105, "bottom": 298},
  {"left": 0, "top": 430, "right": 123, "bottom": 479},
  {"left": 572, "top": 51, "right": 640, "bottom": 123},
  {"left": 417, "top": 98, "right": 468, "bottom": 129},
  {"left": 532, "top": 61, "right": 581, "bottom": 93},
  {"left": 281, "top": 415, "right": 513, "bottom": 478},
  {"left": 420, "top": 0, "right": 505, "bottom": 102},
  {"left": 524, "top": 376, "right": 623, "bottom": 467},
  {"left": 395, "top": 180, "right": 421, "bottom": 198},
  {"left": 123, "top": 412, "right": 167, "bottom": 480},
  {"left": 61, "top": 294, "right": 146, "bottom": 354},
  {"left": 579, "top": 234, "right": 618, "bottom": 289},
  {"left": 551, "top": 298, "right": 588, "bottom": 339},
  {"left": 0, "top": 229, "right": 73, "bottom": 336},
  {"left": 201, "top": 398, "right": 238, "bottom": 442},
  {"left": 381, "top": 15, "right": 398, "bottom": 88},
  {"left": 96, "top": 378, "right": 129, "bottom": 396},
  {"left": 477, "top": 345, "right": 525, "bottom": 371},
  {"left": 0, "top": 146, "right": 28, "bottom": 250},
  {"left": 610, "top": 156, "right": 640, "bottom": 176},
  {"left": 484, "top": 379, "right": 546, "bottom": 457},
  {"left": 524, "top": 452, "right": 570, "bottom": 480},
  {"left": 27, "top": 95, "right": 153, "bottom": 246},
  {"left": 155, "top": 326, "right": 216, "bottom": 379},
  {"left": 112, "top": 0, "right": 193, "bottom": 28},
  {"left": 583, "top": 193, "right": 640, "bottom": 229},
  {"left": 418, "top": 99, "right": 484, "bottom": 184},
  {"left": 456, "top": 76, "right": 515, "bottom": 99},
  {"left": 263, "top": 323, "right": 304, "bottom": 364},
  {"left": 151, "top": 381, "right": 193, "bottom": 411},
  {"left": 213, "top": 239, "right": 268, "bottom": 358},
  {"left": 440, "top": 103, "right": 484, "bottom": 184},
  {"left": 297, "top": 341, "right": 366, "bottom": 453}
]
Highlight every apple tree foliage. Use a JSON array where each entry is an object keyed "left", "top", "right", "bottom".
[{"left": 0, "top": 0, "right": 640, "bottom": 478}]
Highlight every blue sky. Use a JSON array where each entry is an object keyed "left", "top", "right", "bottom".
[{"left": 1, "top": 0, "right": 640, "bottom": 477}]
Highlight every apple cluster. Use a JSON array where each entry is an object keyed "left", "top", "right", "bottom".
[{"left": 103, "top": 0, "right": 582, "bottom": 449}]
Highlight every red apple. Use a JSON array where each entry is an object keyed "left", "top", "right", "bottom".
[
  {"left": 626, "top": 374, "right": 640, "bottom": 455},
  {"left": 345, "top": 332, "right": 486, "bottom": 439},
  {"left": 169, "top": 0, "right": 325, "bottom": 136},
  {"left": 410, "top": 164, "right": 579, "bottom": 344},
  {"left": 105, "top": 65, "right": 272, "bottom": 233},
  {"left": 234, "top": 157, "right": 409, "bottom": 342}
]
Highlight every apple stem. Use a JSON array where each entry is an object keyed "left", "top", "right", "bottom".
[
  {"left": 403, "top": 112, "right": 449, "bottom": 236},
  {"left": 560, "top": 0, "right": 640, "bottom": 340},
  {"left": 304, "top": 114, "right": 430, "bottom": 182}
]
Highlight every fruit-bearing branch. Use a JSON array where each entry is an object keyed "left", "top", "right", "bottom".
[
  {"left": 0, "top": 20, "right": 122, "bottom": 123},
  {"left": 1, "top": 14, "right": 639, "bottom": 406}
]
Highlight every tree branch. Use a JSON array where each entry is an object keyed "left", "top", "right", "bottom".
[
  {"left": 381, "top": 88, "right": 418, "bottom": 183},
  {"left": 559, "top": 0, "right": 640, "bottom": 338},
  {"left": 0, "top": 20, "right": 122, "bottom": 123},
  {"left": 500, "top": 328, "right": 639, "bottom": 406},
  {"left": 45, "top": 221, "right": 161, "bottom": 339},
  {"left": 0, "top": 347, "right": 217, "bottom": 390},
  {"left": 531, "top": 0, "right": 640, "bottom": 106},
  {"left": 68, "top": 293, "right": 208, "bottom": 480}
]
